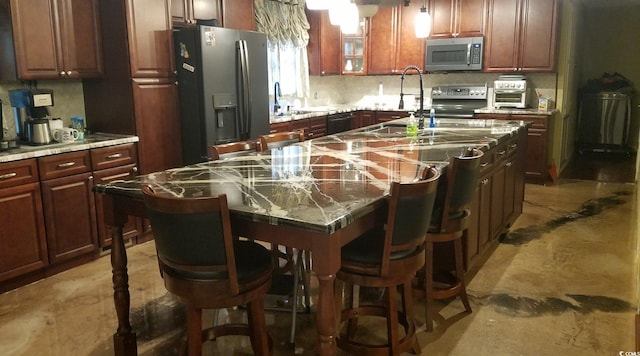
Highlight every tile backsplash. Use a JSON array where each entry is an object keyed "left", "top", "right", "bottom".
[{"left": 0, "top": 80, "right": 86, "bottom": 139}]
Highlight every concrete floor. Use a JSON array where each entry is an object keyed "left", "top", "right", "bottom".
[{"left": 0, "top": 179, "right": 637, "bottom": 355}]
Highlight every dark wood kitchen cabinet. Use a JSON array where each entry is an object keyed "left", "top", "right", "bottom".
[
  {"left": 1, "top": 0, "right": 103, "bottom": 80},
  {"left": 307, "top": 10, "right": 341, "bottom": 76},
  {"left": 38, "top": 151, "right": 98, "bottom": 265},
  {"left": 429, "top": 0, "right": 487, "bottom": 39},
  {"left": 221, "top": 0, "right": 255, "bottom": 30},
  {"left": 359, "top": 1, "right": 424, "bottom": 75},
  {"left": 475, "top": 112, "right": 548, "bottom": 184},
  {"left": 91, "top": 144, "right": 141, "bottom": 247},
  {"left": 484, "top": 0, "right": 559, "bottom": 72},
  {"left": 84, "top": 0, "right": 182, "bottom": 174},
  {"left": 0, "top": 159, "right": 48, "bottom": 284},
  {"left": 376, "top": 110, "right": 408, "bottom": 123},
  {"left": 172, "top": 0, "right": 221, "bottom": 27},
  {"left": 291, "top": 116, "right": 327, "bottom": 139},
  {"left": 352, "top": 110, "right": 375, "bottom": 129}
]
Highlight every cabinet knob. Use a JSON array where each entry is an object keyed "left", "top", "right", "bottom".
[
  {"left": 132, "top": 166, "right": 138, "bottom": 173},
  {"left": 88, "top": 175, "right": 94, "bottom": 181},
  {"left": 66, "top": 71, "right": 72, "bottom": 76},
  {"left": 60, "top": 71, "right": 66, "bottom": 76}
]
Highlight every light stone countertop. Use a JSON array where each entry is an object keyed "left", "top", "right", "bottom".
[{"left": 0, "top": 133, "right": 139, "bottom": 163}]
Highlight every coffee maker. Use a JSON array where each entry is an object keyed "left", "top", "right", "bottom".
[{"left": 9, "top": 89, "right": 53, "bottom": 141}]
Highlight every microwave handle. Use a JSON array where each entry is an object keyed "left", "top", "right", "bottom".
[{"left": 466, "top": 43, "right": 471, "bottom": 66}]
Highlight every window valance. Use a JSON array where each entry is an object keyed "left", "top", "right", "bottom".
[{"left": 255, "top": 0, "right": 310, "bottom": 47}]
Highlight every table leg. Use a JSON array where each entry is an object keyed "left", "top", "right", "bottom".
[
  {"left": 316, "top": 273, "right": 337, "bottom": 356},
  {"left": 111, "top": 223, "right": 137, "bottom": 355}
]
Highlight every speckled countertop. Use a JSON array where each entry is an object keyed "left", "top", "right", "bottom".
[
  {"left": 270, "top": 105, "right": 556, "bottom": 124},
  {"left": 0, "top": 133, "right": 139, "bottom": 163}
]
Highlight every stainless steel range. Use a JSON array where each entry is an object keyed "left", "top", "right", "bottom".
[{"left": 430, "top": 84, "right": 488, "bottom": 118}]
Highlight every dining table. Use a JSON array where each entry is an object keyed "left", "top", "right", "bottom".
[{"left": 94, "top": 118, "right": 526, "bottom": 355}]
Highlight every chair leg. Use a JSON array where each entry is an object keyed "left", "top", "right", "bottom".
[
  {"left": 247, "top": 298, "right": 271, "bottom": 356},
  {"left": 403, "top": 282, "right": 422, "bottom": 355},
  {"left": 186, "top": 307, "right": 203, "bottom": 356},
  {"left": 425, "top": 240, "right": 435, "bottom": 332},
  {"left": 454, "top": 237, "right": 472, "bottom": 313},
  {"left": 386, "top": 286, "right": 400, "bottom": 355},
  {"left": 346, "top": 284, "right": 359, "bottom": 339}
]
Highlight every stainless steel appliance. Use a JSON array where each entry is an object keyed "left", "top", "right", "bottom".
[
  {"left": 493, "top": 75, "right": 530, "bottom": 108},
  {"left": 25, "top": 118, "right": 52, "bottom": 145},
  {"left": 174, "top": 26, "right": 270, "bottom": 164},
  {"left": 425, "top": 37, "right": 484, "bottom": 72},
  {"left": 577, "top": 91, "right": 633, "bottom": 154},
  {"left": 430, "top": 84, "right": 488, "bottom": 118}
]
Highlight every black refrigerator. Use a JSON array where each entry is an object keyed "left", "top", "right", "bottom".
[{"left": 174, "top": 26, "right": 270, "bottom": 164}]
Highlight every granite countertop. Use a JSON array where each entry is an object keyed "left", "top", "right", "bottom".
[
  {"left": 0, "top": 133, "right": 139, "bottom": 163},
  {"left": 96, "top": 118, "right": 525, "bottom": 233},
  {"left": 270, "top": 105, "right": 556, "bottom": 124}
]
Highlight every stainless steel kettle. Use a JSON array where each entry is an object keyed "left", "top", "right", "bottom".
[{"left": 26, "top": 118, "right": 52, "bottom": 145}]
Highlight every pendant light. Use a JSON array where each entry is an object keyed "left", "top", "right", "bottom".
[
  {"left": 306, "top": 0, "right": 328, "bottom": 10},
  {"left": 340, "top": 2, "right": 359, "bottom": 34},
  {"left": 415, "top": 0, "right": 431, "bottom": 38},
  {"left": 329, "top": 0, "right": 347, "bottom": 25}
]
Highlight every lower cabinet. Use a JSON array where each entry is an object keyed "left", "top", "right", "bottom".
[
  {"left": 475, "top": 113, "right": 549, "bottom": 184},
  {"left": 0, "top": 158, "right": 48, "bottom": 283},
  {"left": 0, "top": 142, "right": 141, "bottom": 292},
  {"left": 290, "top": 116, "right": 328, "bottom": 139},
  {"left": 352, "top": 110, "right": 375, "bottom": 129}
]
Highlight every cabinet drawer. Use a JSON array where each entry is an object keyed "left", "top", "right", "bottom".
[
  {"left": 91, "top": 144, "right": 137, "bottom": 171},
  {"left": 38, "top": 151, "right": 91, "bottom": 181},
  {"left": 517, "top": 115, "right": 548, "bottom": 129},
  {"left": 0, "top": 159, "right": 39, "bottom": 188},
  {"left": 478, "top": 149, "right": 494, "bottom": 175}
]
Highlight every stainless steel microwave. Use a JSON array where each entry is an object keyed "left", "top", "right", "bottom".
[{"left": 425, "top": 36, "right": 484, "bottom": 72}]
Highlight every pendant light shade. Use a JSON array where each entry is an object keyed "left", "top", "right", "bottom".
[
  {"left": 329, "top": 0, "right": 347, "bottom": 25},
  {"left": 415, "top": 6, "right": 431, "bottom": 38},
  {"left": 357, "top": 4, "right": 379, "bottom": 18},
  {"left": 306, "top": 0, "right": 328, "bottom": 10},
  {"left": 340, "top": 2, "right": 359, "bottom": 34}
]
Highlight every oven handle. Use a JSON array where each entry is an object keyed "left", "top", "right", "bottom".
[
  {"left": 495, "top": 89, "right": 525, "bottom": 94},
  {"left": 435, "top": 113, "right": 476, "bottom": 119},
  {"left": 467, "top": 43, "right": 471, "bottom": 65}
]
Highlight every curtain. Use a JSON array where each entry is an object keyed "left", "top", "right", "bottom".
[{"left": 255, "top": 0, "right": 310, "bottom": 99}]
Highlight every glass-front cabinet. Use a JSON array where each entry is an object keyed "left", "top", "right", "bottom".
[{"left": 341, "top": 19, "right": 366, "bottom": 74}]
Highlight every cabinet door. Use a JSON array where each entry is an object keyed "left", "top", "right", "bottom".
[
  {"left": 484, "top": 0, "right": 520, "bottom": 72},
  {"left": 9, "top": 0, "right": 61, "bottom": 79},
  {"left": 525, "top": 128, "right": 547, "bottom": 183},
  {"left": 478, "top": 175, "right": 492, "bottom": 248},
  {"left": 193, "top": 0, "right": 221, "bottom": 23},
  {"left": 396, "top": 2, "right": 425, "bottom": 71},
  {"left": 367, "top": 6, "right": 397, "bottom": 75},
  {"left": 456, "top": 0, "right": 487, "bottom": 38},
  {"left": 269, "top": 121, "right": 292, "bottom": 134},
  {"left": 377, "top": 111, "right": 406, "bottom": 123},
  {"left": 93, "top": 164, "right": 141, "bottom": 247},
  {"left": 126, "top": 0, "right": 174, "bottom": 77},
  {"left": 308, "top": 10, "right": 341, "bottom": 76},
  {"left": 58, "top": 0, "right": 103, "bottom": 78},
  {"left": 132, "top": 78, "right": 183, "bottom": 174},
  {"left": 0, "top": 182, "right": 48, "bottom": 282},
  {"left": 41, "top": 172, "right": 97, "bottom": 264},
  {"left": 518, "top": 0, "right": 558, "bottom": 72},
  {"left": 429, "top": 0, "right": 455, "bottom": 39},
  {"left": 171, "top": 0, "right": 191, "bottom": 25},
  {"left": 222, "top": 0, "right": 255, "bottom": 31}
]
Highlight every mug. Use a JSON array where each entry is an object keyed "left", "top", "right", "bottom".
[
  {"left": 53, "top": 128, "right": 80, "bottom": 143},
  {"left": 70, "top": 116, "right": 86, "bottom": 140}
]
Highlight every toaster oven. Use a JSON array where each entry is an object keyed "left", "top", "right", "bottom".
[{"left": 493, "top": 78, "right": 530, "bottom": 109}]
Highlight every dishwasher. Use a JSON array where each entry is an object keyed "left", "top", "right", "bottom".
[
  {"left": 577, "top": 91, "right": 633, "bottom": 155},
  {"left": 326, "top": 112, "right": 353, "bottom": 134}
]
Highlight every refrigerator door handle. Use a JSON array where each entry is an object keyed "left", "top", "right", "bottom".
[{"left": 238, "top": 40, "right": 251, "bottom": 140}]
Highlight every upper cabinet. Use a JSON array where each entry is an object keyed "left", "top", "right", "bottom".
[
  {"left": 429, "top": 0, "right": 487, "bottom": 39},
  {"left": 307, "top": 10, "right": 341, "bottom": 76},
  {"left": 171, "top": 0, "right": 221, "bottom": 27},
  {"left": 126, "top": 0, "right": 174, "bottom": 78},
  {"left": 342, "top": 18, "right": 367, "bottom": 74},
  {"left": 221, "top": 0, "right": 256, "bottom": 31},
  {"left": 368, "top": 2, "right": 424, "bottom": 74},
  {"left": 0, "top": 0, "right": 103, "bottom": 80},
  {"left": 484, "top": 0, "right": 559, "bottom": 72}
]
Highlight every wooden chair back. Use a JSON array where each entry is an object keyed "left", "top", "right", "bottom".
[
  {"left": 431, "top": 147, "right": 484, "bottom": 232},
  {"left": 142, "top": 185, "right": 240, "bottom": 294},
  {"left": 209, "top": 140, "right": 258, "bottom": 160},
  {"left": 380, "top": 165, "right": 440, "bottom": 275},
  {"left": 258, "top": 130, "right": 305, "bottom": 151}
]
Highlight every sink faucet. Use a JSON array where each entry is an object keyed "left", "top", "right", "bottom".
[
  {"left": 398, "top": 65, "right": 424, "bottom": 129},
  {"left": 273, "top": 81, "right": 281, "bottom": 114}
]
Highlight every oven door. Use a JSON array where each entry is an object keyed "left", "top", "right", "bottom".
[
  {"left": 432, "top": 99, "right": 484, "bottom": 118},
  {"left": 493, "top": 90, "right": 527, "bottom": 108}
]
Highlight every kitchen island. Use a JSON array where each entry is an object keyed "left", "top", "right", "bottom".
[{"left": 95, "top": 118, "right": 527, "bottom": 355}]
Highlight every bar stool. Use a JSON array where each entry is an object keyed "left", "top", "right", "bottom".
[
  {"left": 258, "top": 130, "right": 305, "bottom": 152},
  {"left": 336, "top": 166, "right": 440, "bottom": 355},
  {"left": 416, "top": 147, "right": 483, "bottom": 332},
  {"left": 208, "top": 140, "right": 259, "bottom": 160},
  {"left": 142, "top": 185, "right": 273, "bottom": 355}
]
